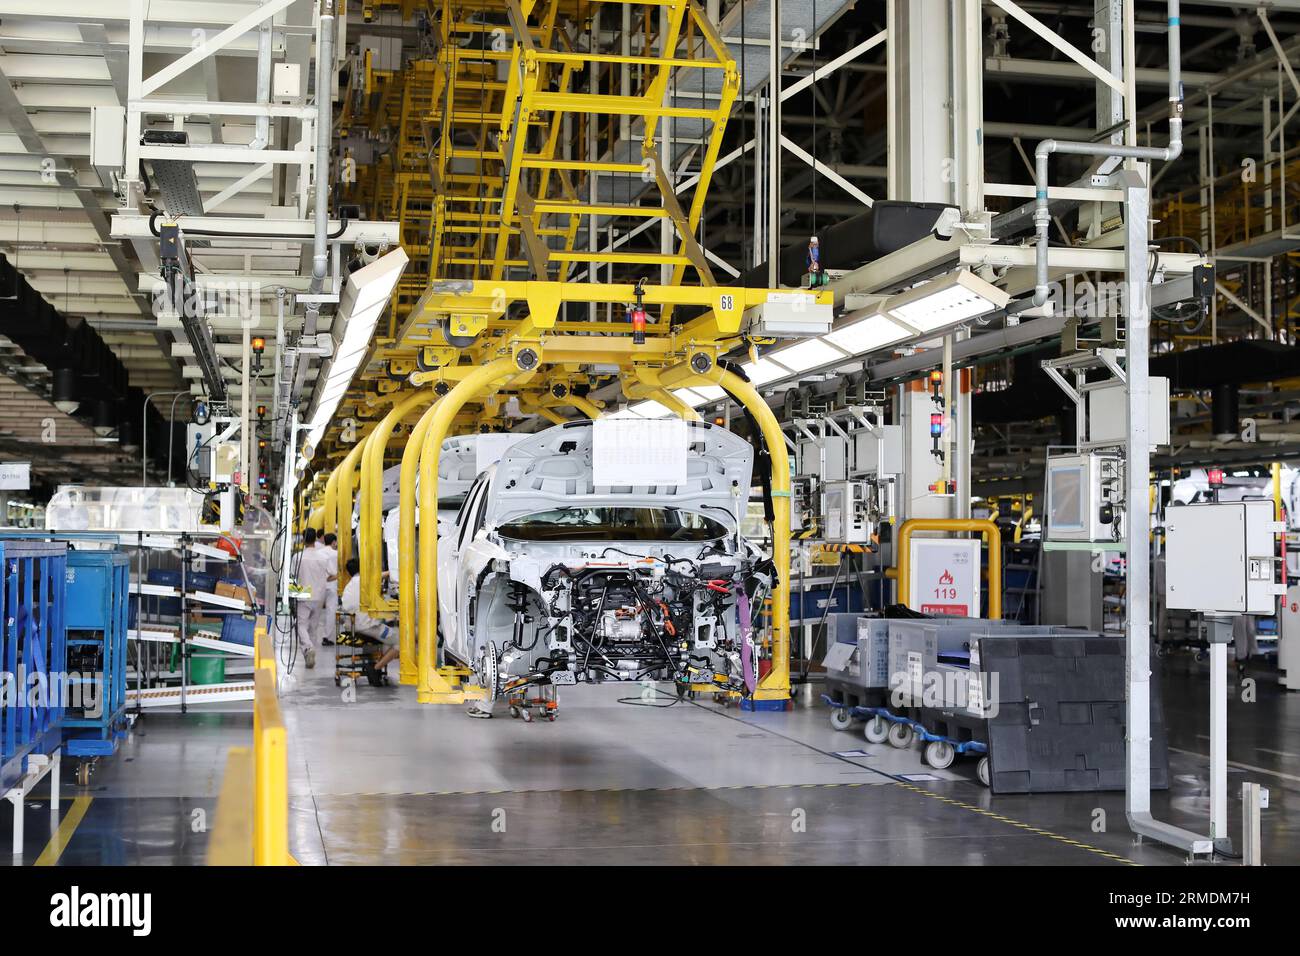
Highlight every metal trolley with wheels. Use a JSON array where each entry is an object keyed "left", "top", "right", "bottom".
[
  {"left": 821, "top": 613, "right": 891, "bottom": 730},
  {"left": 821, "top": 695, "right": 992, "bottom": 785},
  {"left": 506, "top": 682, "right": 559, "bottom": 722},
  {"left": 334, "top": 613, "right": 390, "bottom": 689},
  {"left": 64, "top": 548, "right": 131, "bottom": 787}
]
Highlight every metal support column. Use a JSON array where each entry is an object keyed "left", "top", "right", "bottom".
[
  {"left": 1123, "top": 165, "right": 1212, "bottom": 857},
  {"left": 1210, "top": 629, "right": 1229, "bottom": 849}
]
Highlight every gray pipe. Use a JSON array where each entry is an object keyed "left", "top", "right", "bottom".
[
  {"left": 249, "top": 0, "right": 272, "bottom": 150},
  {"left": 140, "top": 389, "right": 188, "bottom": 488},
  {"left": 1032, "top": 0, "right": 1183, "bottom": 306},
  {"left": 309, "top": 2, "right": 336, "bottom": 302}
]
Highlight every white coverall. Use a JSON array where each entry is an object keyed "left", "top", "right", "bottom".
[
  {"left": 340, "top": 575, "right": 396, "bottom": 647},
  {"left": 296, "top": 545, "right": 330, "bottom": 653},
  {"left": 321, "top": 542, "right": 340, "bottom": 641}
]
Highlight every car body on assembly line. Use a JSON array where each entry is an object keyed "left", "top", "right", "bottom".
[{"left": 437, "top": 419, "right": 774, "bottom": 716}]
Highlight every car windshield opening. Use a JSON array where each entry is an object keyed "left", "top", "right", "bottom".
[{"left": 497, "top": 506, "right": 729, "bottom": 542}]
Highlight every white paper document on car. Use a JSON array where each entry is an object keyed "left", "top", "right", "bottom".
[{"left": 592, "top": 417, "right": 688, "bottom": 486}]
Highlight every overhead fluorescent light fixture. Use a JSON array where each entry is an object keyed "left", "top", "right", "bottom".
[
  {"left": 628, "top": 400, "right": 676, "bottom": 419},
  {"left": 881, "top": 269, "right": 1010, "bottom": 334},
  {"left": 769, "top": 337, "right": 849, "bottom": 373},
  {"left": 304, "top": 247, "right": 409, "bottom": 458},
  {"left": 823, "top": 313, "right": 911, "bottom": 355},
  {"left": 689, "top": 384, "right": 727, "bottom": 404},
  {"left": 741, "top": 357, "right": 793, "bottom": 385}
]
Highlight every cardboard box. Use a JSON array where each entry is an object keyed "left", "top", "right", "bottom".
[{"left": 215, "top": 581, "right": 251, "bottom": 604}]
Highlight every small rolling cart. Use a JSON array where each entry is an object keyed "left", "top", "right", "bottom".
[{"left": 334, "top": 612, "right": 390, "bottom": 688}]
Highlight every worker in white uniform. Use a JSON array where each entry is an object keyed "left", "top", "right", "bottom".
[
  {"left": 340, "top": 557, "right": 399, "bottom": 672},
  {"left": 321, "top": 532, "right": 340, "bottom": 646},
  {"left": 383, "top": 508, "right": 402, "bottom": 591},
  {"left": 296, "top": 527, "right": 333, "bottom": 669}
]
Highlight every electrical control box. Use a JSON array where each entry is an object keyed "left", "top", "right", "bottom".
[
  {"left": 745, "top": 294, "right": 833, "bottom": 338},
  {"left": 823, "top": 480, "right": 871, "bottom": 544},
  {"left": 797, "top": 435, "right": 848, "bottom": 481},
  {"left": 1045, "top": 452, "right": 1124, "bottom": 543},
  {"left": 186, "top": 422, "right": 215, "bottom": 481},
  {"left": 851, "top": 424, "right": 902, "bottom": 476},
  {"left": 273, "top": 63, "right": 301, "bottom": 99},
  {"left": 211, "top": 442, "right": 240, "bottom": 485},
  {"left": 89, "top": 105, "right": 125, "bottom": 169},
  {"left": 1086, "top": 377, "right": 1171, "bottom": 447},
  {"left": 1165, "top": 500, "right": 1285, "bottom": 615}
]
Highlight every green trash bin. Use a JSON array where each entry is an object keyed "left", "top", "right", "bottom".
[{"left": 187, "top": 650, "right": 227, "bottom": 685}]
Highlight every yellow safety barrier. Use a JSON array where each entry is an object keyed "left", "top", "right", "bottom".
[
  {"left": 714, "top": 367, "right": 792, "bottom": 700},
  {"left": 397, "top": 397, "right": 444, "bottom": 686},
  {"left": 206, "top": 747, "right": 253, "bottom": 865},
  {"left": 209, "top": 620, "right": 293, "bottom": 865},
  {"left": 252, "top": 667, "right": 291, "bottom": 866}
]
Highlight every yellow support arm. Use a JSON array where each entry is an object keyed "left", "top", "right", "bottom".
[
  {"left": 333, "top": 437, "right": 372, "bottom": 592},
  {"left": 416, "top": 357, "right": 518, "bottom": 702},
  {"left": 660, "top": 357, "right": 791, "bottom": 700},
  {"left": 396, "top": 396, "right": 442, "bottom": 686},
  {"left": 359, "top": 389, "right": 440, "bottom": 614}
]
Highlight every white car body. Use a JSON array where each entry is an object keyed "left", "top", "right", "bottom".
[
  {"left": 438, "top": 420, "right": 766, "bottom": 696},
  {"left": 377, "top": 434, "right": 518, "bottom": 585}
]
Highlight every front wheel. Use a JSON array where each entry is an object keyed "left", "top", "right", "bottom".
[
  {"left": 924, "top": 740, "right": 955, "bottom": 770},
  {"left": 976, "top": 755, "right": 991, "bottom": 787},
  {"left": 886, "top": 722, "right": 914, "bottom": 749},
  {"left": 829, "top": 707, "right": 853, "bottom": 731},
  {"left": 863, "top": 715, "right": 889, "bottom": 744}
]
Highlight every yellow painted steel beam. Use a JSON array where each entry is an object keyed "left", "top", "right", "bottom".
[
  {"left": 566, "top": 392, "right": 604, "bottom": 419},
  {"left": 332, "top": 436, "right": 373, "bottom": 592},
  {"left": 655, "top": 358, "right": 792, "bottom": 698},
  {"left": 358, "top": 388, "right": 443, "bottom": 616},
  {"left": 416, "top": 357, "right": 519, "bottom": 702}
]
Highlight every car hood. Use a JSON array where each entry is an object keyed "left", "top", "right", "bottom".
[{"left": 485, "top": 419, "right": 754, "bottom": 531}]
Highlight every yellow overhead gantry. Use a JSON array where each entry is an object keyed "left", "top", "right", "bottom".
[{"left": 310, "top": 0, "right": 827, "bottom": 706}]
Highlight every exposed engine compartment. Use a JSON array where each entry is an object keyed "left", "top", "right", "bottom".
[{"left": 467, "top": 546, "right": 773, "bottom": 699}]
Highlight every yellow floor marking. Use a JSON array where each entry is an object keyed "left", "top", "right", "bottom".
[
  {"left": 893, "top": 782, "right": 1139, "bottom": 865},
  {"left": 34, "top": 796, "right": 93, "bottom": 867}
]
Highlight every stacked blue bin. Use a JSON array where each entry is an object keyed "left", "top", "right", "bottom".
[
  {"left": 0, "top": 540, "right": 67, "bottom": 795},
  {"left": 64, "top": 550, "right": 130, "bottom": 759}
]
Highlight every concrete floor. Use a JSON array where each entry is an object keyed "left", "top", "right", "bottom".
[{"left": 3, "top": 647, "right": 1299, "bottom": 865}]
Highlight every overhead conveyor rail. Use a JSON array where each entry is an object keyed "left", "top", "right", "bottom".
[{"left": 308, "top": 0, "right": 842, "bottom": 710}]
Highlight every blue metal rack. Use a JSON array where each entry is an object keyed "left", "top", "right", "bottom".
[
  {"left": 0, "top": 539, "right": 67, "bottom": 796},
  {"left": 64, "top": 549, "right": 130, "bottom": 764}
]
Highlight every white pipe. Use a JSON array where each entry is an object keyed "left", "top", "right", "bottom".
[
  {"left": 1032, "top": 0, "right": 1183, "bottom": 306},
  {"left": 248, "top": 0, "right": 273, "bottom": 150},
  {"left": 309, "top": 1, "right": 335, "bottom": 306}
]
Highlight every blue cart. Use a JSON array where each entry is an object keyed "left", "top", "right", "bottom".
[
  {"left": 63, "top": 549, "right": 130, "bottom": 782},
  {"left": 1, "top": 539, "right": 67, "bottom": 856}
]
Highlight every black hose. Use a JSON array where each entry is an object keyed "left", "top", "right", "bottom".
[
  {"left": 1151, "top": 235, "right": 1205, "bottom": 256},
  {"left": 1150, "top": 236, "right": 1209, "bottom": 334}
]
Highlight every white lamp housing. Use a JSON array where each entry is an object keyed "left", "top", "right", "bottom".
[{"left": 303, "top": 247, "right": 409, "bottom": 459}]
